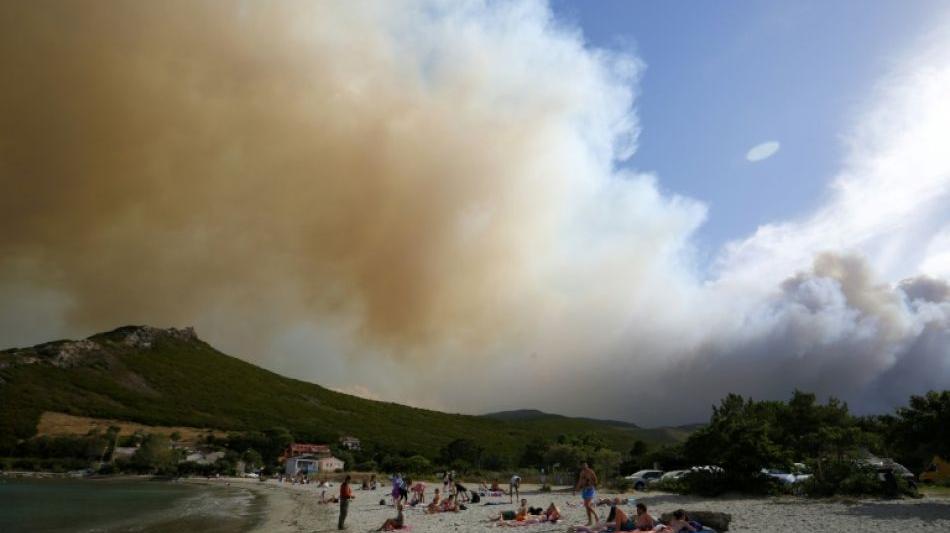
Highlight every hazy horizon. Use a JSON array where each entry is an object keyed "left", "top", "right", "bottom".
[{"left": 2, "top": 1, "right": 949, "bottom": 425}]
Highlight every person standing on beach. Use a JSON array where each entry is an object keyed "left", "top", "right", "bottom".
[
  {"left": 574, "top": 461, "right": 599, "bottom": 525},
  {"left": 509, "top": 474, "right": 521, "bottom": 503},
  {"left": 338, "top": 475, "right": 355, "bottom": 529}
]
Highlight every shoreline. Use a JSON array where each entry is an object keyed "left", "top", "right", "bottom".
[{"left": 4, "top": 474, "right": 948, "bottom": 532}]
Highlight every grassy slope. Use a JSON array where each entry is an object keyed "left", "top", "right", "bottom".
[{"left": 0, "top": 328, "right": 689, "bottom": 458}]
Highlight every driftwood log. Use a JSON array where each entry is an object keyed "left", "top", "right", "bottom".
[{"left": 659, "top": 510, "right": 731, "bottom": 531}]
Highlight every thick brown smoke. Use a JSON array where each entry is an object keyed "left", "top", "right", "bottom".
[
  {"left": 3, "top": 2, "right": 948, "bottom": 424},
  {"left": 2, "top": 1, "right": 633, "bottom": 353}
]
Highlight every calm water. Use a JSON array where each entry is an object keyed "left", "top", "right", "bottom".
[{"left": 0, "top": 478, "right": 264, "bottom": 533}]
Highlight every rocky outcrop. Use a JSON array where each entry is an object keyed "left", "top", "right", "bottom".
[
  {"left": 660, "top": 510, "right": 732, "bottom": 531},
  {"left": 112, "top": 325, "right": 198, "bottom": 349},
  {"left": 0, "top": 325, "right": 199, "bottom": 369}
]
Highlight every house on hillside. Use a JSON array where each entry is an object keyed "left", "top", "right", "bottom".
[
  {"left": 112, "top": 446, "right": 138, "bottom": 460},
  {"left": 339, "top": 436, "right": 361, "bottom": 451},
  {"left": 283, "top": 442, "right": 331, "bottom": 459},
  {"left": 318, "top": 456, "right": 345, "bottom": 472}
]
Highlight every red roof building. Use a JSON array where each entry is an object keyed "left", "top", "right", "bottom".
[{"left": 283, "top": 443, "right": 331, "bottom": 460}]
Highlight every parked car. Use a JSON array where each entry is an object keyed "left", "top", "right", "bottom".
[
  {"left": 761, "top": 464, "right": 812, "bottom": 484},
  {"left": 624, "top": 469, "right": 664, "bottom": 490},
  {"left": 648, "top": 469, "right": 688, "bottom": 488},
  {"left": 651, "top": 469, "right": 688, "bottom": 485},
  {"left": 759, "top": 462, "right": 811, "bottom": 484},
  {"left": 858, "top": 453, "right": 915, "bottom": 482},
  {"left": 688, "top": 465, "right": 724, "bottom": 474}
]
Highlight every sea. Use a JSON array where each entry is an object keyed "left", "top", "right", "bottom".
[{"left": 0, "top": 477, "right": 265, "bottom": 532}]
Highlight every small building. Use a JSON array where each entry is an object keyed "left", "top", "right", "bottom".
[
  {"left": 318, "top": 456, "right": 345, "bottom": 473},
  {"left": 112, "top": 446, "right": 138, "bottom": 460},
  {"left": 285, "top": 454, "right": 319, "bottom": 476},
  {"left": 339, "top": 436, "right": 361, "bottom": 451},
  {"left": 284, "top": 443, "right": 331, "bottom": 459}
]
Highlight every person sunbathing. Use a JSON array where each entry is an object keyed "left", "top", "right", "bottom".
[
  {"left": 490, "top": 499, "right": 528, "bottom": 524},
  {"left": 498, "top": 502, "right": 562, "bottom": 526},
  {"left": 378, "top": 501, "right": 406, "bottom": 531}
]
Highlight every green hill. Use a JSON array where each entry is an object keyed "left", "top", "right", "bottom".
[{"left": 0, "top": 326, "right": 691, "bottom": 460}]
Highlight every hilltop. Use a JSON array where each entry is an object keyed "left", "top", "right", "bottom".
[{"left": 0, "top": 326, "right": 690, "bottom": 459}]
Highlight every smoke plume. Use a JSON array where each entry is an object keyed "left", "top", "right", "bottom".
[{"left": 1, "top": 1, "right": 949, "bottom": 424}]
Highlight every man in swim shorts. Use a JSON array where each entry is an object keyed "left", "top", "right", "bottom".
[{"left": 574, "top": 461, "right": 599, "bottom": 525}]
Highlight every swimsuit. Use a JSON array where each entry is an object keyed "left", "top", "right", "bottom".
[{"left": 581, "top": 486, "right": 595, "bottom": 500}]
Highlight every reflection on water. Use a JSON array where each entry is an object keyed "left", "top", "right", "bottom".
[{"left": 0, "top": 478, "right": 264, "bottom": 533}]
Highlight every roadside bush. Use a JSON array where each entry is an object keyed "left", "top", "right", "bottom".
[
  {"left": 802, "top": 461, "right": 879, "bottom": 497},
  {"left": 609, "top": 478, "right": 633, "bottom": 492},
  {"left": 354, "top": 460, "right": 377, "bottom": 472},
  {"left": 656, "top": 469, "right": 778, "bottom": 497}
]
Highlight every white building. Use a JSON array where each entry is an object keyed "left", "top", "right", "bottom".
[
  {"left": 285, "top": 454, "right": 319, "bottom": 476},
  {"left": 318, "top": 456, "right": 345, "bottom": 472},
  {"left": 339, "top": 436, "right": 361, "bottom": 451}
]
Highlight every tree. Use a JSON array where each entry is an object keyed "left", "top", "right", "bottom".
[
  {"left": 403, "top": 455, "right": 431, "bottom": 474},
  {"left": 683, "top": 394, "right": 786, "bottom": 477},
  {"left": 242, "top": 449, "right": 263, "bottom": 472},
  {"left": 520, "top": 437, "right": 549, "bottom": 469},
  {"left": 130, "top": 434, "right": 175, "bottom": 473},
  {"left": 592, "top": 448, "right": 622, "bottom": 486},
  {"left": 439, "top": 438, "right": 483, "bottom": 469},
  {"left": 892, "top": 390, "right": 950, "bottom": 469},
  {"left": 543, "top": 444, "right": 583, "bottom": 474}
]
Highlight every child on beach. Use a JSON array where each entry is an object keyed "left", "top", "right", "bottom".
[{"left": 426, "top": 488, "right": 442, "bottom": 513}]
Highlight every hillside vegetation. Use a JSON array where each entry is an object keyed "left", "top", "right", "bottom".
[{"left": 0, "top": 326, "right": 685, "bottom": 462}]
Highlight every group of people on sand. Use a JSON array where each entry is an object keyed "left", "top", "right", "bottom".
[
  {"left": 490, "top": 498, "right": 561, "bottom": 526},
  {"left": 335, "top": 462, "right": 709, "bottom": 532},
  {"left": 571, "top": 504, "right": 703, "bottom": 533}
]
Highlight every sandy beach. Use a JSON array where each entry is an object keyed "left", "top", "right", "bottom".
[{"left": 193, "top": 479, "right": 950, "bottom": 533}]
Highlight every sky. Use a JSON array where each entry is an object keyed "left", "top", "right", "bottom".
[
  {"left": 554, "top": 0, "right": 947, "bottom": 254},
  {"left": 1, "top": 1, "right": 949, "bottom": 426}
]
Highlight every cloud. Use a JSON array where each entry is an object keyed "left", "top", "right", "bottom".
[
  {"left": 0, "top": 1, "right": 948, "bottom": 425},
  {"left": 745, "top": 141, "right": 780, "bottom": 162}
]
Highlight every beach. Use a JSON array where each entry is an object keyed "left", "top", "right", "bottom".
[{"left": 195, "top": 479, "right": 950, "bottom": 533}]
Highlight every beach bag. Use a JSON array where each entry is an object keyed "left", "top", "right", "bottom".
[{"left": 471, "top": 493, "right": 481, "bottom": 503}]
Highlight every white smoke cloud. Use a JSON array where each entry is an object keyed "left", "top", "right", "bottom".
[{"left": 1, "top": 1, "right": 948, "bottom": 425}]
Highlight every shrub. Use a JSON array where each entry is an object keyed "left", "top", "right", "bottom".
[
  {"left": 802, "top": 461, "right": 880, "bottom": 497},
  {"left": 609, "top": 478, "right": 633, "bottom": 492}
]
